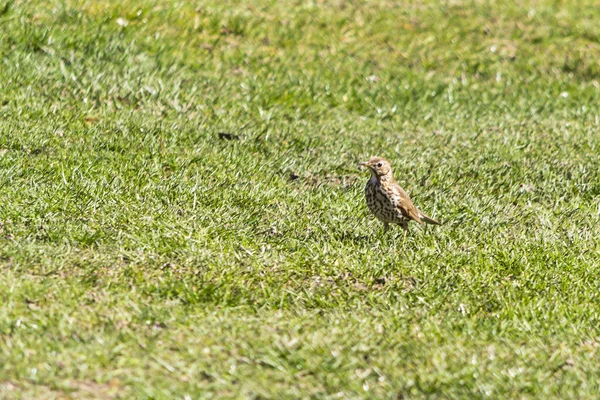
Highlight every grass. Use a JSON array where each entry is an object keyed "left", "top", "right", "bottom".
[{"left": 0, "top": 0, "right": 599, "bottom": 397}]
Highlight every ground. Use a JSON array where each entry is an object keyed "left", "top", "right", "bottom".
[{"left": 1, "top": 0, "right": 599, "bottom": 398}]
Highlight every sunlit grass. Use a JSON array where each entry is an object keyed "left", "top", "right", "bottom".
[{"left": 0, "top": 0, "right": 599, "bottom": 398}]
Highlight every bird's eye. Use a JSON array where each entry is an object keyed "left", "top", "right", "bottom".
[{"left": 376, "top": 162, "right": 382, "bottom": 167}]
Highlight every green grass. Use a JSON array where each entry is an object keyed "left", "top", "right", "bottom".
[{"left": 1, "top": 0, "right": 599, "bottom": 397}]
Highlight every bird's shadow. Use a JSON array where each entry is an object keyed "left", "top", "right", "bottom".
[
  {"left": 334, "top": 231, "right": 375, "bottom": 244},
  {"left": 334, "top": 229, "right": 410, "bottom": 247}
]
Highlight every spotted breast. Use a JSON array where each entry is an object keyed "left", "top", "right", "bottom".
[{"left": 365, "top": 177, "right": 411, "bottom": 227}]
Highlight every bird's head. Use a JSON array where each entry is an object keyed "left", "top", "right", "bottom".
[{"left": 359, "top": 156, "right": 392, "bottom": 178}]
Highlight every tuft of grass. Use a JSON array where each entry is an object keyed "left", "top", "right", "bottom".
[{"left": 0, "top": 0, "right": 599, "bottom": 397}]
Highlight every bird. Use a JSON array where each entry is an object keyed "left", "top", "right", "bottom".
[{"left": 359, "top": 156, "right": 440, "bottom": 244}]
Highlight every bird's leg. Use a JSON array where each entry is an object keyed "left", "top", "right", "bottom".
[
  {"left": 401, "top": 224, "right": 408, "bottom": 249},
  {"left": 383, "top": 222, "right": 389, "bottom": 233}
]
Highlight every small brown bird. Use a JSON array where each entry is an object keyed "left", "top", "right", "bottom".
[{"left": 360, "top": 156, "right": 440, "bottom": 243}]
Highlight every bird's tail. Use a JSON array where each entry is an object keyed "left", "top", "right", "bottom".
[{"left": 419, "top": 212, "right": 441, "bottom": 225}]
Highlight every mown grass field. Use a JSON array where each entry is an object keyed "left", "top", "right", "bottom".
[{"left": 1, "top": 0, "right": 599, "bottom": 398}]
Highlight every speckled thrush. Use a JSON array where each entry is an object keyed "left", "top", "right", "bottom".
[{"left": 360, "top": 156, "right": 440, "bottom": 243}]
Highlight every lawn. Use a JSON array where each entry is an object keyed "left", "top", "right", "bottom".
[{"left": 0, "top": 0, "right": 599, "bottom": 398}]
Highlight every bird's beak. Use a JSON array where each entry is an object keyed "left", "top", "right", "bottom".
[{"left": 359, "top": 161, "right": 369, "bottom": 167}]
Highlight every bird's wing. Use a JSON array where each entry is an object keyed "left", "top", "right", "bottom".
[{"left": 392, "top": 185, "right": 422, "bottom": 223}]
